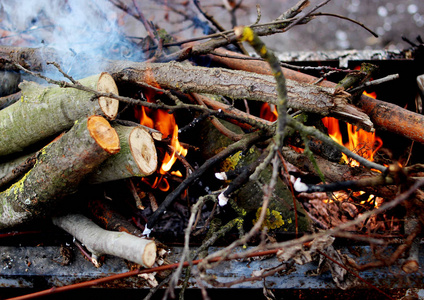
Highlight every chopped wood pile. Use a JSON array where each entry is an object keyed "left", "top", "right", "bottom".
[{"left": 0, "top": 0, "right": 424, "bottom": 298}]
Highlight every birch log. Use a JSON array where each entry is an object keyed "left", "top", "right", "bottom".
[
  {"left": 53, "top": 213, "right": 157, "bottom": 268},
  {"left": 0, "top": 115, "right": 120, "bottom": 229},
  {"left": 0, "top": 73, "right": 119, "bottom": 156}
]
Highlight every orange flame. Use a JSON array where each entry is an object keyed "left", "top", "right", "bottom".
[
  {"left": 322, "top": 91, "right": 382, "bottom": 166},
  {"left": 136, "top": 106, "right": 154, "bottom": 128},
  {"left": 259, "top": 103, "right": 278, "bottom": 122},
  {"left": 136, "top": 88, "right": 188, "bottom": 192},
  {"left": 258, "top": 92, "right": 382, "bottom": 166}
]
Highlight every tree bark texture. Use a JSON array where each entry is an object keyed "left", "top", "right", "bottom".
[
  {"left": 0, "top": 46, "right": 373, "bottom": 129},
  {"left": 281, "top": 146, "right": 397, "bottom": 199},
  {"left": 87, "top": 124, "right": 157, "bottom": 184},
  {"left": 109, "top": 61, "right": 372, "bottom": 130},
  {"left": 0, "top": 115, "right": 120, "bottom": 229},
  {"left": 197, "top": 116, "right": 310, "bottom": 232},
  {"left": 208, "top": 48, "right": 424, "bottom": 144},
  {"left": 0, "top": 124, "right": 158, "bottom": 185},
  {"left": 52, "top": 213, "right": 156, "bottom": 268},
  {"left": 0, "top": 73, "right": 119, "bottom": 156}
]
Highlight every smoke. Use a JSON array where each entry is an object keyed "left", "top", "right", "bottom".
[{"left": 0, "top": 0, "right": 144, "bottom": 78}]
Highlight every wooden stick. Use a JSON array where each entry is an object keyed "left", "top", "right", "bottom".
[
  {"left": 0, "top": 116, "right": 120, "bottom": 229},
  {"left": 0, "top": 73, "right": 119, "bottom": 156},
  {"left": 208, "top": 48, "right": 424, "bottom": 144},
  {"left": 52, "top": 213, "right": 156, "bottom": 268}
]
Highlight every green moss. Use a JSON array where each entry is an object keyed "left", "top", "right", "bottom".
[{"left": 252, "top": 207, "right": 286, "bottom": 230}]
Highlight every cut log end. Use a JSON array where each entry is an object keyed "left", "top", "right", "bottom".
[
  {"left": 142, "top": 240, "right": 157, "bottom": 268},
  {"left": 87, "top": 115, "right": 120, "bottom": 154},
  {"left": 97, "top": 72, "right": 119, "bottom": 120},
  {"left": 130, "top": 127, "right": 158, "bottom": 176}
]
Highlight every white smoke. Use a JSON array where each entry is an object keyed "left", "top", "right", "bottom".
[{"left": 0, "top": 0, "right": 144, "bottom": 78}]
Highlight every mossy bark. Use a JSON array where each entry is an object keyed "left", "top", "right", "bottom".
[
  {"left": 0, "top": 125, "right": 158, "bottom": 185},
  {"left": 0, "top": 116, "right": 120, "bottom": 229},
  {"left": 0, "top": 73, "right": 119, "bottom": 156},
  {"left": 198, "top": 117, "right": 310, "bottom": 233}
]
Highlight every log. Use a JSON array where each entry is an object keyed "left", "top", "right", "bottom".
[
  {"left": 87, "top": 124, "right": 157, "bottom": 184},
  {"left": 0, "top": 115, "right": 120, "bottom": 229},
  {"left": 52, "top": 213, "right": 156, "bottom": 268},
  {"left": 0, "top": 73, "right": 119, "bottom": 156},
  {"left": 109, "top": 60, "right": 373, "bottom": 130},
  {"left": 0, "top": 124, "right": 158, "bottom": 185},
  {"left": 0, "top": 46, "right": 371, "bottom": 130},
  {"left": 207, "top": 48, "right": 424, "bottom": 144}
]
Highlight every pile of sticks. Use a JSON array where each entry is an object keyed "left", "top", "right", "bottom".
[{"left": 0, "top": 0, "right": 423, "bottom": 298}]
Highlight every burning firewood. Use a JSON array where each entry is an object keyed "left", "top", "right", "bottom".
[
  {"left": 87, "top": 124, "right": 157, "bottom": 184},
  {"left": 52, "top": 213, "right": 156, "bottom": 268},
  {"left": 208, "top": 48, "right": 424, "bottom": 144},
  {"left": 0, "top": 115, "right": 120, "bottom": 229},
  {"left": 0, "top": 72, "right": 119, "bottom": 156},
  {"left": 1, "top": 1, "right": 424, "bottom": 297}
]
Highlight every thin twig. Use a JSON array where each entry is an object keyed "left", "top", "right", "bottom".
[{"left": 348, "top": 74, "right": 400, "bottom": 94}]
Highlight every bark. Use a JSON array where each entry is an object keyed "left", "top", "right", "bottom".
[
  {"left": 197, "top": 116, "right": 311, "bottom": 232},
  {"left": 0, "top": 115, "right": 120, "bottom": 229},
  {"left": 0, "top": 91, "right": 21, "bottom": 109},
  {"left": 208, "top": 48, "right": 424, "bottom": 144},
  {"left": 87, "top": 124, "right": 157, "bottom": 184},
  {"left": 109, "top": 60, "right": 372, "bottom": 130},
  {"left": 52, "top": 213, "right": 156, "bottom": 268},
  {"left": 0, "top": 46, "right": 371, "bottom": 129},
  {"left": 401, "top": 214, "right": 420, "bottom": 273},
  {"left": 88, "top": 198, "right": 144, "bottom": 236},
  {"left": 281, "top": 146, "right": 397, "bottom": 199},
  {"left": 0, "top": 73, "right": 119, "bottom": 156}
]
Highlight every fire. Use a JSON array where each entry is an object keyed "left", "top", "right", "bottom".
[
  {"left": 136, "top": 89, "right": 188, "bottom": 192},
  {"left": 259, "top": 93, "right": 382, "bottom": 167},
  {"left": 259, "top": 103, "right": 278, "bottom": 122},
  {"left": 136, "top": 106, "right": 154, "bottom": 128},
  {"left": 159, "top": 122, "right": 188, "bottom": 174},
  {"left": 322, "top": 91, "right": 382, "bottom": 166}
]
